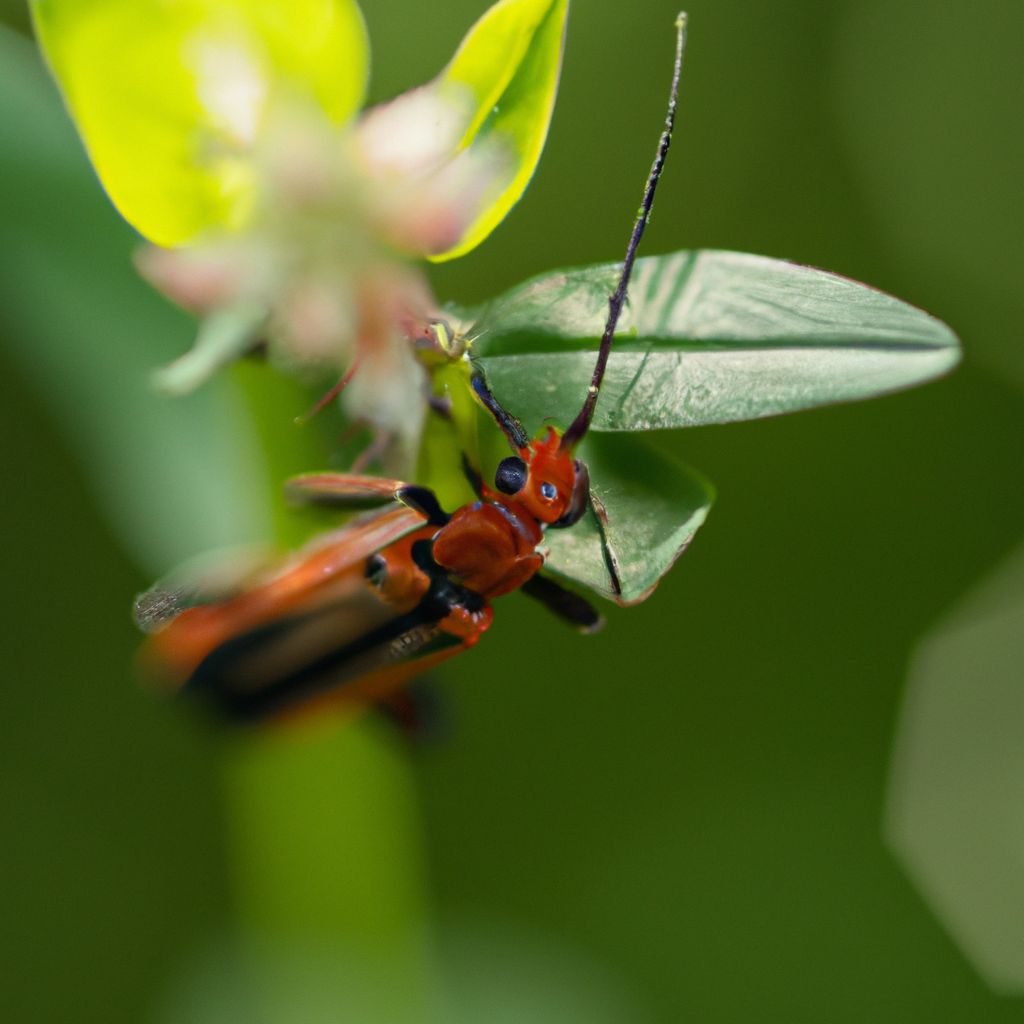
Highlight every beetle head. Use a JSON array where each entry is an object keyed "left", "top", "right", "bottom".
[{"left": 492, "top": 427, "right": 589, "bottom": 528}]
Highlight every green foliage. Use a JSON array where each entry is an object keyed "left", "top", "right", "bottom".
[
  {"left": 5, "top": 1, "right": 1019, "bottom": 1022},
  {"left": 0, "top": 27, "right": 436, "bottom": 1019},
  {"left": 462, "top": 250, "right": 960, "bottom": 434},
  {"left": 443, "top": 249, "right": 957, "bottom": 602},
  {"left": 544, "top": 433, "right": 713, "bottom": 604},
  {"left": 0, "top": 26, "right": 269, "bottom": 572},
  {"left": 29, "top": 0, "right": 568, "bottom": 261},
  {"left": 24, "top": 0, "right": 961, "bottom": 619},
  {"left": 30, "top": 0, "right": 370, "bottom": 245},
  {"left": 431, "top": 0, "right": 569, "bottom": 261}
]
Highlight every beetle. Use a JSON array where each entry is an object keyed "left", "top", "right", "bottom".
[{"left": 135, "top": 16, "right": 688, "bottom": 721}]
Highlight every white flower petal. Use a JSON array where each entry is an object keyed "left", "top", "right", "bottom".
[{"left": 356, "top": 83, "right": 474, "bottom": 178}]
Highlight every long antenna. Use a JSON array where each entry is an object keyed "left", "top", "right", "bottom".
[{"left": 560, "top": 12, "right": 688, "bottom": 452}]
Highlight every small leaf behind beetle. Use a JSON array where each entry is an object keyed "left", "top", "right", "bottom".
[{"left": 544, "top": 433, "right": 714, "bottom": 605}]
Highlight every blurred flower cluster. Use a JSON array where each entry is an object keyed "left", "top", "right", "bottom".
[{"left": 32, "top": 0, "right": 568, "bottom": 464}]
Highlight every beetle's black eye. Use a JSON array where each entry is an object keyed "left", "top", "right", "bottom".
[
  {"left": 540, "top": 482, "right": 558, "bottom": 501},
  {"left": 494, "top": 456, "right": 528, "bottom": 495}
]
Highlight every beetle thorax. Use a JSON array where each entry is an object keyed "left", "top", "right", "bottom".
[{"left": 430, "top": 500, "right": 544, "bottom": 599}]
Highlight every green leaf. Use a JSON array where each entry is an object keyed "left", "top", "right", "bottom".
[
  {"left": 544, "top": 433, "right": 714, "bottom": 605},
  {"left": 428, "top": 0, "right": 568, "bottom": 262},
  {"left": 464, "top": 250, "right": 961, "bottom": 433},
  {"left": 30, "top": 0, "right": 369, "bottom": 246},
  {"left": 0, "top": 28, "right": 270, "bottom": 572}
]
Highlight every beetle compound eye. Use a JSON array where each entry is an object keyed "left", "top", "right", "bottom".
[
  {"left": 540, "top": 482, "right": 558, "bottom": 501},
  {"left": 494, "top": 456, "right": 528, "bottom": 495}
]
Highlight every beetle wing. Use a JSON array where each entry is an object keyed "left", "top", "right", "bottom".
[
  {"left": 134, "top": 546, "right": 279, "bottom": 634},
  {"left": 138, "top": 505, "right": 429, "bottom": 687},
  {"left": 184, "top": 595, "right": 477, "bottom": 722}
]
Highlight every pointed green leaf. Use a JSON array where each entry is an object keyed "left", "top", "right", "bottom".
[
  {"left": 428, "top": 0, "right": 568, "bottom": 262},
  {"left": 30, "top": 0, "right": 369, "bottom": 246},
  {"left": 464, "top": 250, "right": 961, "bottom": 432},
  {"left": 543, "top": 433, "right": 714, "bottom": 605}
]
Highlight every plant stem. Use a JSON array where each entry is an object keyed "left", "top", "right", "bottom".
[{"left": 215, "top": 363, "right": 440, "bottom": 1020}]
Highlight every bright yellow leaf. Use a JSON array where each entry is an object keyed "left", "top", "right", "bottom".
[
  {"left": 31, "top": 0, "right": 369, "bottom": 246},
  {"left": 429, "top": 0, "right": 569, "bottom": 262}
]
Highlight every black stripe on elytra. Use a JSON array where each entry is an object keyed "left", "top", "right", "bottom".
[{"left": 188, "top": 541, "right": 483, "bottom": 720}]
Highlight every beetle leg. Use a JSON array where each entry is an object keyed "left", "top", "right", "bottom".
[
  {"left": 374, "top": 680, "right": 448, "bottom": 745},
  {"left": 427, "top": 392, "right": 453, "bottom": 419},
  {"left": 296, "top": 354, "right": 363, "bottom": 424},
  {"left": 286, "top": 473, "right": 410, "bottom": 506},
  {"left": 396, "top": 485, "right": 450, "bottom": 527},
  {"left": 351, "top": 429, "right": 392, "bottom": 473},
  {"left": 521, "top": 574, "right": 604, "bottom": 633},
  {"left": 461, "top": 453, "right": 485, "bottom": 499}
]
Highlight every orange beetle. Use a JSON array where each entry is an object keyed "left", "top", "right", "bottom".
[
  {"left": 135, "top": 387, "right": 601, "bottom": 721},
  {"left": 135, "top": 18, "right": 687, "bottom": 721}
]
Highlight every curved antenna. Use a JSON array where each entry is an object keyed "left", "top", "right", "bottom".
[
  {"left": 471, "top": 371, "right": 530, "bottom": 451},
  {"left": 560, "top": 13, "right": 688, "bottom": 452}
]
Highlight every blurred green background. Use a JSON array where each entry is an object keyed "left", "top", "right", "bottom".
[{"left": 2, "top": 0, "right": 1022, "bottom": 1021}]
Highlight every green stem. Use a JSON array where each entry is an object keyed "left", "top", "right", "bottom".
[{"left": 216, "top": 362, "right": 439, "bottom": 1020}]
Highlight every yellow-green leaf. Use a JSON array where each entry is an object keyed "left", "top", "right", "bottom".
[
  {"left": 30, "top": 0, "right": 369, "bottom": 246},
  {"left": 429, "top": 0, "right": 568, "bottom": 262}
]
